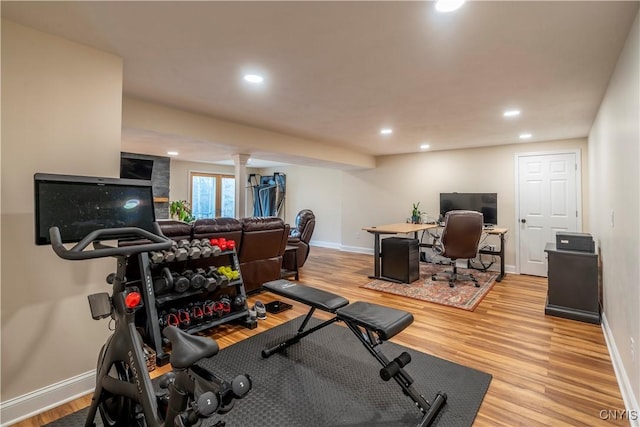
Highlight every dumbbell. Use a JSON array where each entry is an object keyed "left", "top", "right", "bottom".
[
  {"left": 188, "top": 303, "right": 204, "bottom": 324},
  {"left": 193, "top": 239, "right": 212, "bottom": 258},
  {"left": 202, "top": 300, "right": 215, "bottom": 319},
  {"left": 183, "top": 269, "right": 206, "bottom": 290},
  {"left": 171, "top": 272, "right": 190, "bottom": 293},
  {"left": 153, "top": 267, "right": 173, "bottom": 295},
  {"left": 203, "top": 239, "right": 222, "bottom": 256},
  {"left": 208, "top": 266, "right": 230, "bottom": 288},
  {"left": 181, "top": 240, "right": 201, "bottom": 259},
  {"left": 172, "top": 241, "right": 189, "bottom": 262},
  {"left": 233, "top": 294, "right": 247, "bottom": 310},
  {"left": 219, "top": 295, "right": 232, "bottom": 315},
  {"left": 161, "top": 248, "right": 176, "bottom": 263},
  {"left": 176, "top": 239, "right": 201, "bottom": 260},
  {"left": 177, "top": 309, "right": 191, "bottom": 329},
  {"left": 149, "top": 250, "right": 165, "bottom": 264}
]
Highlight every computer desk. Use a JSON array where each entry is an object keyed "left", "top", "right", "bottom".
[
  {"left": 362, "top": 223, "right": 438, "bottom": 280},
  {"left": 363, "top": 223, "right": 508, "bottom": 282}
]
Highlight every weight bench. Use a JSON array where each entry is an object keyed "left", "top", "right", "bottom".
[{"left": 262, "top": 279, "right": 447, "bottom": 427}]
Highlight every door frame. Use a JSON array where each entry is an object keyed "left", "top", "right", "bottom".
[{"left": 514, "top": 149, "right": 583, "bottom": 275}]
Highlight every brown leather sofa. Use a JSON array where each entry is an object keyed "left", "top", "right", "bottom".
[
  {"left": 283, "top": 209, "right": 316, "bottom": 272},
  {"left": 160, "top": 217, "right": 289, "bottom": 293}
]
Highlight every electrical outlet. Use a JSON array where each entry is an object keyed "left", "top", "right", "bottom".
[{"left": 488, "top": 244, "right": 496, "bottom": 252}]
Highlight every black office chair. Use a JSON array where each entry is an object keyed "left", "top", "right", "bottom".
[{"left": 431, "top": 210, "right": 484, "bottom": 288}]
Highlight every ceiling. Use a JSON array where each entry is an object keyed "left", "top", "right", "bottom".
[{"left": 2, "top": 1, "right": 638, "bottom": 168}]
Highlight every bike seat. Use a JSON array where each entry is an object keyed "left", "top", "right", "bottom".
[{"left": 163, "top": 326, "right": 219, "bottom": 369}]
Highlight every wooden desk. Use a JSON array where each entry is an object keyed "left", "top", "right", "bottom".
[{"left": 363, "top": 223, "right": 437, "bottom": 280}]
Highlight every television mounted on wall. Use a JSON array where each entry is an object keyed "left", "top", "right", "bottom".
[
  {"left": 34, "top": 173, "right": 157, "bottom": 245},
  {"left": 120, "top": 157, "right": 154, "bottom": 181},
  {"left": 439, "top": 192, "right": 498, "bottom": 226}
]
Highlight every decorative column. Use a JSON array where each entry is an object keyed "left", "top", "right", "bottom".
[{"left": 232, "top": 153, "right": 250, "bottom": 218}]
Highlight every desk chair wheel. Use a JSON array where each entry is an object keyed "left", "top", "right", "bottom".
[{"left": 431, "top": 275, "right": 437, "bottom": 281}]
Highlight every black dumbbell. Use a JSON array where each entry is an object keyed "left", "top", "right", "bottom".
[
  {"left": 206, "top": 265, "right": 228, "bottom": 285},
  {"left": 233, "top": 294, "right": 247, "bottom": 310},
  {"left": 183, "top": 269, "right": 206, "bottom": 290},
  {"left": 153, "top": 267, "right": 173, "bottom": 295},
  {"left": 171, "top": 272, "right": 190, "bottom": 293}
]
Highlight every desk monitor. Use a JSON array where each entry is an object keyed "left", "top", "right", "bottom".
[
  {"left": 439, "top": 192, "right": 497, "bottom": 226},
  {"left": 34, "top": 173, "right": 156, "bottom": 245}
]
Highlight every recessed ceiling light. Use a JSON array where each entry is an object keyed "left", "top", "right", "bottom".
[
  {"left": 244, "top": 74, "right": 264, "bottom": 84},
  {"left": 435, "top": 0, "right": 466, "bottom": 13},
  {"left": 519, "top": 133, "right": 532, "bottom": 139},
  {"left": 380, "top": 128, "right": 393, "bottom": 135},
  {"left": 420, "top": 144, "right": 431, "bottom": 150},
  {"left": 503, "top": 110, "right": 521, "bottom": 117},
  {"left": 167, "top": 151, "right": 179, "bottom": 156}
]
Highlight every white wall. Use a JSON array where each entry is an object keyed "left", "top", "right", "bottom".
[
  {"left": 588, "top": 11, "right": 639, "bottom": 413},
  {"left": 1, "top": 19, "right": 123, "bottom": 416}
]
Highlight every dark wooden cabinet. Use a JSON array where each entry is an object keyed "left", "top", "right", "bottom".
[{"left": 544, "top": 242, "right": 600, "bottom": 324}]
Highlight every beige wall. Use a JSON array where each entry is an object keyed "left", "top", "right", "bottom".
[
  {"left": 1, "top": 20, "right": 123, "bottom": 402},
  {"left": 340, "top": 138, "right": 588, "bottom": 270},
  {"left": 260, "top": 165, "right": 343, "bottom": 247},
  {"left": 589, "top": 12, "right": 639, "bottom": 410}
]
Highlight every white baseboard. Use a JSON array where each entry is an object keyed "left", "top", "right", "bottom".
[
  {"left": 601, "top": 313, "right": 640, "bottom": 426},
  {"left": 0, "top": 370, "right": 95, "bottom": 426},
  {"left": 309, "top": 240, "right": 342, "bottom": 250}
]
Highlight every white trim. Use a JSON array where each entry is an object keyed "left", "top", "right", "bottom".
[
  {"left": 0, "top": 370, "right": 95, "bottom": 426},
  {"left": 309, "top": 240, "right": 342, "bottom": 250},
  {"left": 339, "top": 244, "right": 373, "bottom": 255},
  {"left": 514, "top": 149, "right": 582, "bottom": 275},
  {"left": 601, "top": 313, "right": 640, "bottom": 427}
]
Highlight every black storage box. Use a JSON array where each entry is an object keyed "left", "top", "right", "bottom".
[
  {"left": 556, "top": 232, "right": 595, "bottom": 253},
  {"left": 382, "top": 237, "right": 420, "bottom": 283}
]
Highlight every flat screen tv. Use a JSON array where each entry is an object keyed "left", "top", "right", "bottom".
[
  {"left": 439, "top": 192, "right": 498, "bottom": 226},
  {"left": 34, "top": 173, "right": 156, "bottom": 245},
  {"left": 120, "top": 157, "right": 154, "bottom": 181}
]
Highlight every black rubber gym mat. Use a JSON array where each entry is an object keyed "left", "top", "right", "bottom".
[{"left": 46, "top": 316, "right": 491, "bottom": 427}]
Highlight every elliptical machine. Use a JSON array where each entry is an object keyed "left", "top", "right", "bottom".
[{"left": 49, "top": 224, "right": 252, "bottom": 427}]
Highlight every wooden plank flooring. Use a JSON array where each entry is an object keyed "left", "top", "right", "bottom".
[{"left": 14, "top": 247, "right": 625, "bottom": 426}]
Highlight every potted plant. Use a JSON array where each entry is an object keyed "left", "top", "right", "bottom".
[
  {"left": 411, "top": 202, "right": 422, "bottom": 224},
  {"left": 170, "top": 200, "right": 195, "bottom": 223}
]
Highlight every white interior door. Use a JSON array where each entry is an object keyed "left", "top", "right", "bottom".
[{"left": 517, "top": 152, "right": 580, "bottom": 276}]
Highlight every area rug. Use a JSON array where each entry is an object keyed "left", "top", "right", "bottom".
[
  {"left": 47, "top": 317, "right": 492, "bottom": 427},
  {"left": 362, "top": 263, "right": 498, "bottom": 311}
]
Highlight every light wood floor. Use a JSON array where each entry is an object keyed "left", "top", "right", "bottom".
[{"left": 15, "top": 247, "right": 625, "bottom": 426}]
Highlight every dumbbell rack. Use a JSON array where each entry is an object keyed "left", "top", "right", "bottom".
[{"left": 127, "top": 243, "right": 256, "bottom": 366}]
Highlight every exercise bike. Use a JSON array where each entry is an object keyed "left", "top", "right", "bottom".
[{"left": 49, "top": 224, "right": 252, "bottom": 427}]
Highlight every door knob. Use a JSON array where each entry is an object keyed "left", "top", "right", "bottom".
[{"left": 521, "top": 218, "right": 527, "bottom": 224}]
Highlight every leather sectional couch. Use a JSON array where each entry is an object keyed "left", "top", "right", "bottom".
[{"left": 159, "top": 217, "right": 290, "bottom": 293}]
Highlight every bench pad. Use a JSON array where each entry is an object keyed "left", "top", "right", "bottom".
[
  {"left": 337, "top": 301, "right": 414, "bottom": 341},
  {"left": 262, "top": 279, "right": 349, "bottom": 313}
]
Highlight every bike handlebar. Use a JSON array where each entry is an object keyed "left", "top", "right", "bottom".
[{"left": 49, "top": 223, "right": 173, "bottom": 260}]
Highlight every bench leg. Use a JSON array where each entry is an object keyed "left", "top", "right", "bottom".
[
  {"left": 262, "top": 307, "right": 340, "bottom": 358},
  {"left": 342, "top": 321, "right": 447, "bottom": 427}
]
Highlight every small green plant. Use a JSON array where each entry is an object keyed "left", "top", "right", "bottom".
[
  {"left": 411, "top": 202, "right": 422, "bottom": 224},
  {"left": 170, "top": 200, "right": 195, "bottom": 223}
]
